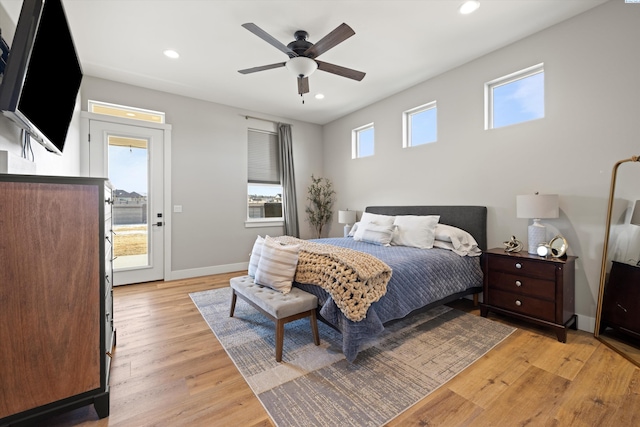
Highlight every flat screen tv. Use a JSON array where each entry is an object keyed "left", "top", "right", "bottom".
[{"left": 0, "top": 0, "right": 82, "bottom": 155}]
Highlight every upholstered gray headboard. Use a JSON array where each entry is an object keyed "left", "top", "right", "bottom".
[{"left": 365, "top": 206, "right": 488, "bottom": 250}]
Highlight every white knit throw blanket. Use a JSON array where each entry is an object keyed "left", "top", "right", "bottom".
[{"left": 273, "top": 236, "right": 392, "bottom": 322}]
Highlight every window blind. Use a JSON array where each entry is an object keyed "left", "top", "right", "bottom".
[{"left": 248, "top": 130, "right": 280, "bottom": 184}]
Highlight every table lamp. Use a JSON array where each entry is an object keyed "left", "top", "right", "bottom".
[
  {"left": 338, "top": 209, "right": 357, "bottom": 237},
  {"left": 516, "top": 193, "right": 559, "bottom": 254}
]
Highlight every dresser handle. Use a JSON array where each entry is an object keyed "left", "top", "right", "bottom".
[
  {"left": 515, "top": 280, "right": 522, "bottom": 287},
  {"left": 515, "top": 263, "right": 522, "bottom": 269},
  {"left": 515, "top": 300, "right": 522, "bottom": 306}
]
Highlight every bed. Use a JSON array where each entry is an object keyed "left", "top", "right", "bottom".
[{"left": 292, "top": 205, "right": 487, "bottom": 362}]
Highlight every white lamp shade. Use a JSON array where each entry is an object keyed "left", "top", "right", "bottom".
[
  {"left": 285, "top": 57, "right": 318, "bottom": 78},
  {"left": 516, "top": 194, "right": 559, "bottom": 219},
  {"left": 631, "top": 200, "right": 640, "bottom": 226},
  {"left": 338, "top": 210, "right": 356, "bottom": 225}
]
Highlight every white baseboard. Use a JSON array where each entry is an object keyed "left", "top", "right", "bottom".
[
  {"left": 168, "top": 262, "right": 248, "bottom": 281},
  {"left": 577, "top": 314, "right": 595, "bottom": 333}
]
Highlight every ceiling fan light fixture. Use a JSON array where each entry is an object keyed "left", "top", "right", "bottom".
[
  {"left": 459, "top": 1, "right": 480, "bottom": 15},
  {"left": 286, "top": 57, "right": 318, "bottom": 78}
]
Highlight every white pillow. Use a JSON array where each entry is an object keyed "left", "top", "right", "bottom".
[
  {"left": 254, "top": 236, "right": 300, "bottom": 293},
  {"left": 247, "top": 235, "right": 265, "bottom": 277},
  {"left": 359, "top": 212, "right": 395, "bottom": 227},
  {"left": 391, "top": 215, "right": 440, "bottom": 249},
  {"left": 347, "top": 222, "right": 359, "bottom": 237},
  {"left": 353, "top": 222, "right": 395, "bottom": 246},
  {"left": 434, "top": 224, "right": 482, "bottom": 256}
]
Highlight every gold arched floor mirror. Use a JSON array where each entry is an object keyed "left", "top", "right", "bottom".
[{"left": 594, "top": 155, "right": 640, "bottom": 367}]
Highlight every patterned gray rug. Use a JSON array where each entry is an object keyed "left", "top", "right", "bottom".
[{"left": 190, "top": 287, "right": 515, "bottom": 427}]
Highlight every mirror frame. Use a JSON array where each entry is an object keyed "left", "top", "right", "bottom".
[{"left": 594, "top": 155, "right": 640, "bottom": 366}]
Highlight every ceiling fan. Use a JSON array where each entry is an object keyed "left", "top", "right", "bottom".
[{"left": 238, "top": 22, "right": 366, "bottom": 97}]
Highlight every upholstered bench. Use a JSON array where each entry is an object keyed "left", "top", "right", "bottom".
[{"left": 229, "top": 275, "right": 320, "bottom": 362}]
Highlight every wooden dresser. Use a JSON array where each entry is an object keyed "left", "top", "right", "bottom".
[
  {"left": 600, "top": 261, "right": 640, "bottom": 341},
  {"left": 480, "top": 248, "right": 577, "bottom": 342},
  {"left": 0, "top": 174, "right": 114, "bottom": 425}
]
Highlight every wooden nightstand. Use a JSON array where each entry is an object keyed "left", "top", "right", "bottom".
[{"left": 480, "top": 248, "right": 578, "bottom": 342}]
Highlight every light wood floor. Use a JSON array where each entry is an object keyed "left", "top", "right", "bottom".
[{"left": 44, "top": 272, "right": 640, "bottom": 427}]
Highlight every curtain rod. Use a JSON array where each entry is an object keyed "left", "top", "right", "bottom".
[{"left": 243, "top": 115, "right": 292, "bottom": 127}]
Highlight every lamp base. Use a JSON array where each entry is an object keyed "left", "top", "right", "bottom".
[
  {"left": 343, "top": 224, "right": 352, "bottom": 238},
  {"left": 528, "top": 219, "right": 547, "bottom": 254}
]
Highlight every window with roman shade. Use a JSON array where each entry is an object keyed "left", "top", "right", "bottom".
[{"left": 247, "top": 129, "right": 283, "bottom": 220}]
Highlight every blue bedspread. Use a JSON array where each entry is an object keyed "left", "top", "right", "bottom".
[{"left": 294, "top": 237, "right": 483, "bottom": 362}]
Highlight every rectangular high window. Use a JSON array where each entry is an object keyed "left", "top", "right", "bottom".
[
  {"left": 352, "top": 123, "right": 374, "bottom": 158},
  {"left": 403, "top": 101, "right": 437, "bottom": 147},
  {"left": 485, "top": 63, "right": 544, "bottom": 129},
  {"left": 247, "top": 129, "right": 283, "bottom": 221}
]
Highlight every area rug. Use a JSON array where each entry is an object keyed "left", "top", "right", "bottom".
[{"left": 190, "top": 287, "right": 515, "bottom": 427}]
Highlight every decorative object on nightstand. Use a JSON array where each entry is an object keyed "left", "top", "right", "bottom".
[
  {"left": 338, "top": 209, "right": 357, "bottom": 238},
  {"left": 480, "top": 248, "right": 577, "bottom": 342},
  {"left": 503, "top": 235, "right": 523, "bottom": 253},
  {"left": 516, "top": 192, "right": 559, "bottom": 254},
  {"left": 536, "top": 242, "right": 551, "bottom": 257},
  {"left": 549, "top": 235, "right": 569, "bottom": 258}
]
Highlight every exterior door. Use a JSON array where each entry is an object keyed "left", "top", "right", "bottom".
[{"left": 88, "top": 120, "right": 164, "bottom": 285}]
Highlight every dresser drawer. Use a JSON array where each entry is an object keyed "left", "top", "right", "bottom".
[
  {"left": 490, "top": 256, "right": 556, "bottom": 279},
  {"left": 488, "top": 270, "right": 555, "bottom": 300},
  {"left": 489, "top": 289, "right": 555, "bottom": 322}
]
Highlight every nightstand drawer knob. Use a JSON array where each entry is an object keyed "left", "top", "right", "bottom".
[
  {"left": 515, "top": 280, "right": 522, "bottom": 287},
  {"left": 515, "top": 263, "right": 522, "bottom": 269},
  {"left": 515, "top": 300, "right": 522, "bottom": 306}
]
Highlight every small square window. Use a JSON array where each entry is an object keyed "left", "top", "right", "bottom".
[
  {"left": 403, "top": 101, "right": 437, "bottom": 147},
  {"left": 352, "top": 123, "right": 374, "bottom": 158},
  {"left": 485, "top": 63, "right": 544, "bottom": 129}
]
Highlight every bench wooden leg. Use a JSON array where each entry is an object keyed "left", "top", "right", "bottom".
[
  {"left": 275, "top": 319, "right": 285, "bottom": 362},
  {"left": 310, "top": 310, "right": 320, "bottom": 346},
  {"left": 229, "top": 290, "right": 237, "bottom": 317}
]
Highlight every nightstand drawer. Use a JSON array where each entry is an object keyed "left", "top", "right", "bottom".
[
  {"left": 488, "top": 270, "right": 555, "bottom": 300},
  {"left": 490, "top": 256, "right": 556, "bottom": 279},
  {"left": 489, "top": 289, "right": 555, "bottom": 322}
]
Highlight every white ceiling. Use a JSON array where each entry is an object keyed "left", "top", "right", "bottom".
[{"left": 4, "top": 0, "right": 608, "bottom": 124}]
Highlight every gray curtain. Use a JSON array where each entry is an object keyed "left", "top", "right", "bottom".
[{"left": 278, "top": 123, "right": 299, "bottom": 237}]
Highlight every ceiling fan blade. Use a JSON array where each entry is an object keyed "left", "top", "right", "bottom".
[
  {"left": 316, "top": 60, "right": 366, "bottom": 81},
  {"left": 238, "top": 62, "right": 286, "bottom": 74},
  {"left": 297, "top": 77, "right": 309, "bottom": 95},
  {"left": 242, "top": 23, "right": 297, "bottom": 58},
  {"left": 303, "top": 23, "right": 355, "bottom": 59}
]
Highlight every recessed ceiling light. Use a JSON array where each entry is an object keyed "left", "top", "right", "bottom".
[
  {"left": 315, "top": 93, "right": 325, "bottom": 100},
  {"left": 459, "top": 1, "right": 480, "bottom": 15},
  {"left": 163, "top": 49, "right": 180, "bottom": 59}
]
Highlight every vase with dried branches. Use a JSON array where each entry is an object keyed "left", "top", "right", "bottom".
[{"left": 305, "top": 175, "right": 336, "bottom": 238}]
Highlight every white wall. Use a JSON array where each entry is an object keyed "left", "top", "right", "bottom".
[
  {"left": 80, "top": 77, "right": 324, "bottom": 278},
  {"left": 321, "top": 0, "right": 640, "bottom": 331}
]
